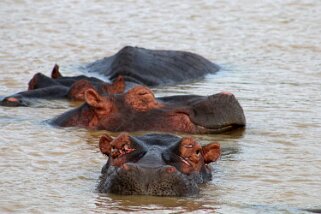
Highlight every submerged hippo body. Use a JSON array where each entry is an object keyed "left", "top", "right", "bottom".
[
  {"left": 98, "top": 132, "right": 220, "bottom": 196},
  {"left": 86, "top": 46, "right": 220, "bottom": 86},
  {"left": 0, "top": 65, "right": 125, "bottom": 107},
  {"left": 51, "top": 86, "right": 246, "bottom": 134}
]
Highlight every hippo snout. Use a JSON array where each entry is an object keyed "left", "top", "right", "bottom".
[
  {"left": 105, "top": 163, "right": 199, "bottom": 196},
  {"left": 189, "top": 91, "right": 246, "bottom": 131},
  {"left": 0, "top": 96, "right": 29, "bottom": 107}
]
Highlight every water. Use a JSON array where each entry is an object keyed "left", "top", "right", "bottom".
[{"left": 1, "top": 0, "right": 321, "bottom": 213}]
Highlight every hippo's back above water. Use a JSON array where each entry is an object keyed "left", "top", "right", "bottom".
[{"left": 85, "top": 46, "right": 220, "bottom": 86}]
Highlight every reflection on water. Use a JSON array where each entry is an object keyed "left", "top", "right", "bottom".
[
  {"left": 1, "top": 0, "right": 321, "bottom": 213},
  {"left": 95, "top": 194, "right": 219, "bottom": 213}
]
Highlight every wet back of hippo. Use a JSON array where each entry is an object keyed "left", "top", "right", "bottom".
[{"left": 85, "top": 46, "right": 220, "bottom": 86}]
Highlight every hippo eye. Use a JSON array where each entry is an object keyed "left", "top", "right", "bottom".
[{"left": 138, "top": 91, "right": 148, "bottom": 96}]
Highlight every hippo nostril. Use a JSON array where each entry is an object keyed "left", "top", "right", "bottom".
[
  {"left": 6, "top": 97, "right": 19, "bottom": 103},
  {"left": 219, "top": 91, "right": 233, "bottom": 96},
  {"left": 165, "top": 166, "right": 176, "bottom": 174},
  {"left": 120, "top": 163, "right": 140, "bottom": 173},
  {"left": 121, "top": 164, "right": 130, "bottom": 171}
]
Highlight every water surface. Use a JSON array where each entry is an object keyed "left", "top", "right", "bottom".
[{"left": 1, "top": 0, "right": 321, "bottom": 213}]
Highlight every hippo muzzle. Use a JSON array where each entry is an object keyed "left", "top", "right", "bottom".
[
  {"left": 100, "top": 163, "right": 199, "bottom": 196},
  {"left": 171, "top": 92, "right": 246, "bottom": 133},
  {"left": 190, "top": 92, "right": 246, "bottom": 129}
]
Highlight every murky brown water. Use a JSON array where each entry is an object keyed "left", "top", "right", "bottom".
[{"left": 1, "top": 0, "right": 321, "bottom": 213}]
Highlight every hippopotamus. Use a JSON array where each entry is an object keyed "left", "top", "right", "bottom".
[
  {"left": 31, "top": 47, "right": 219, "bottom": 90},
  {"left": 51, "top": 85, "right": 246, "bottom": 134},
  {"left": 97, "top": 132, "right": 221, "bottom": 196},
  {"left": 0, "top": 65, "right": 125, "bottom": 107},
  {"left": 1, "top": 47, "right": 220, "bottom": 106},
  {"left": 85, "top": 46, "right": 220, "bottom": 86}
]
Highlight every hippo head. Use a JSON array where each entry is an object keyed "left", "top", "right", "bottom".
[
  {"left": 67, "top": 76, "right": 125, "bottom": 101},
  {"left": 80, "top": 85, "right": 245, "bottom": 133},
  {"left": 27, "top": 64, "right": 62, "bottom": 90},
  {"left": 98, "top": 133, "right": 220, "bottom": 196}
]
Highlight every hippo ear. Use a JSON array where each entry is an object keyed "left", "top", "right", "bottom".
[
  {"left": 28, "top": 73, "right": 41, "bottom": 90},
  {"left": 109, "top": 75, "right": 125, "bottom": 93},
  {"left": 202, "top": 142, "right": 221, "bottom": 164},
  {"left": 51, "top": 64, "right": 62, "bottom": 79},
  {"left": 99, "top": 134, "right": 113, "bottom": 156},
  {"left": 85, "top": 89, "right": 103, "bottom": 107},
  {"left": 85, "top": 89, "right": 112, "bottom": 114}
]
